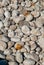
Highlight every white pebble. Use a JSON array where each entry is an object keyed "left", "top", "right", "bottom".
[
  {"left": 38, "top": 38, "right": 44, "bottom": 51},
  {"left": 11, "top": 36, "right": 20, "bottom": 42},
  {"left": 24, "top": 45, "right": 30, "bottom": 52},
  {"left": 8, "top": 41, "right": 14, "bottom": 49},
  {"left": 21, "top": 2, "right": 25, "bottom": 6},
  {"left": 21, "top": 48, "right": 27, "bottom": 52},
  {"left": 8, "top": 30, "right": 14, "bottom": 38},
  {"left": 35, "top": 17, "right": 44, "bottom": 27},
  {"left": 30, "top": 35, "right": 37, "bottom": 41},
  {"left": 0, "top": 35, "right": 9, "bottom": 42},
  {"left": 24, "top": 53, "right": 39, "bottom": 61},
  {"left": 8, "top": 61, "right": 18, "bottom": 65},
  {"left": 22, "top": 25, "right": 30, "bottom": 35},
  {"left": 3, "top": 18, "right": 9, "bottom": 27},
  {"left": 22, "top": 36, "right": 30, "bottom": 42},
  {"left": 0, "top": 41, "right": 7, "bottom": 51},
  {"left": 0, "top": 54, "right": 5, "bottom": 59},
  {"left": 2, "top": 0, "right": 10, "bottom": 6},
  {"left": 25, "top": 1, "right": 31, "bottom": 7},
  {"left": 31, "top": 28, "right": 41, "bottom": 36},
  {"left": 4, "top": 10, "right": 10, "bottom": 18},
  {"left": 31, "top": 11, "right": 40, "bottom": 18},
  {"left": 4, "top": 49, "right": 12, "bottom": 55},
  {"left": 26, "top": 14, "right": 33, "bottom": 21},
  {"left": 16, "top": 52, "right": 23, "bottom": 63},
  {"left": 23, "top": 59, "right": 35, "bottom": 65},
  {"left": 12, "top": 10, "right": 19, "bottom": 17}
]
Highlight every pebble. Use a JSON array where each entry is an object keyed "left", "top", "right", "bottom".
[
  {"left": 22, "top": 36, "right": 30, "bottom": 42},
  {"left": 8, "top": 41, "right": 14, "bottom": 49},
  {"left": 24, "top": 53, "right": 39, "bottom": 61},
  {"left": 10, "top": 3, "right": 18, "bottom": 9},
  {"left": 26, "top": 14, "right": 33, "bottom": 21},
  {"left": 21, "top": 2, "right": 25, "bottom": 7},
  {"left": 12, "top": 10, "right": 19, "bottom": 17},
  {"left": 36, "top": 47, "right": 41, "bottom": 52},
  {"left": 32, "top": 0, "right": 37, "bottom": 3},
  {"left": 2, "top": 0, "right": 10, "bottom": 6},
  {"left": 21, "top": 48, "right": 27, "bottom": 52},
  {"left": 13, "top": 16, "right": 21, "bottom": 24},
  {"left": 31, "top": 11, "right": 40, "bottom": 18},
  {"left": 38, "top": 38, "right": 44, "bottom": 51},
  {"left": 32, "top": 53, "right": 39, "bottom": 61},
  {"left": 23, "top": 59, "right": 35, "bottom": 65},
  {"left": 31, "top": 43, "right": 36, "bottom": 50},
  {"left": 3, "top": 19, "right": 9, "bottom": 27},
  {"left": 0, "top": 8, "right": 4, "bottom": 15},
  {"left": 10, "top": 25, "right": 16, "bottom": 31},
  {"left": 0, "top": 54, "right": 5, "bottom": 59},
  {"left": 4, "top": 10, "right": 10, "bottom": 18},
  {"left": 31, "top": 28, "right": 41, "bottom": 36},
  {"left": 35, "top": 17, "right": 44, "bottom": 27},
  {"left": 23, "top": 11, "right": 30, "bottom": 16},
  {"left": 6, "top": 55, "right": 14, "bottom": 61},
  {"left": 0, "top": 41, "right": 7, "bottom": 51},
  {"left": 16, "top": 52, "right": 23, "bottom": 63},
  {"left": 0, "top": 35, "right": 9, "bottom": 42},
  {"left": 30, "top": 35, "right": 37, "bottom": 41},
  {"left": 24, "top": 53, "right": 32, "bottom": 59},
  {"left": 11, "top": 36, "right": 20, "bottom": 42},
  {"left": 11, "top": 47, "right": 16, "bottom": 53},
  {"left": 8, "top": 61, "right": 18, "bottom": 65},
  {"left": 15, "top": 43, "right": 22, "bottom": 50},
  {"left": 4, "top": 49, "right": 12, "bottom": 55},
  {"left": 0, "top": 21, "right": 3, "bottom": 29},
  {"left": 25, "top": 1, "right": 31, "bottom": 7},
  {"left": 29, "top": 41, "right": 36, "bottom": 50},
  {"left": 0, "top": 8, "right": 4, "bottom": 20},
  {"left": 21, "top": 25, "right": 30, "bottom": 35},
  {"left": 24, "top": 45, "right": 30, "bottom": 52},
  {"left": 8, "top": 29, "right": 14, "bottom": 38},
  {"left": 15, "top": 28, "right": 23, "bottom": 37},
  {"left": 15, "top": 42, "right": 24, "bottom": 50}
]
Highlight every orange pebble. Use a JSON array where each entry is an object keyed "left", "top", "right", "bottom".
[
  {"left": 23, "top": 11, "right": 30, "bottom": 16},
  {"left": 15, "top": 44, "right": 22, "bottom": 50}
]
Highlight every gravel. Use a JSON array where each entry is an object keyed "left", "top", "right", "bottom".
[{"left": 0, "top": 0, "right": 44, "bottom": 65}]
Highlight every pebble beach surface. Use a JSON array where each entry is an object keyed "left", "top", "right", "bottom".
[{"left": 0, "top": 0, "right": 44, "bottom": 65}]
